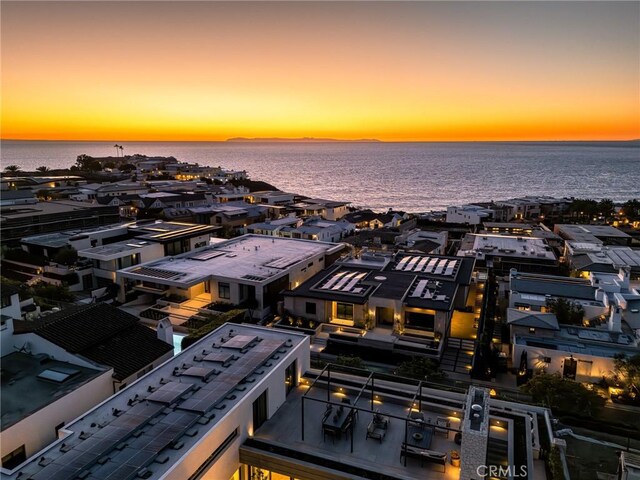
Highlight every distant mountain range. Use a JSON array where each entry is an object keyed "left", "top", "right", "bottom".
[{"left": 225, "top": 137, "right": 382, "bottom": 143}]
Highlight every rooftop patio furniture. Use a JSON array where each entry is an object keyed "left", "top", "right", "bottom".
[
  {"left": 366, "top": 411, "right": 390, "bottom": 442},
  {"left": 400, "top": 445, "right": 447, "bottom": 472},
  {"left": 435, "top": 416, "right": 451, "bottom": 437}
]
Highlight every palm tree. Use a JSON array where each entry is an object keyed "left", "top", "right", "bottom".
[
  {"left": 113, "top": 144, "right": 121, "bottom": 157},
  {"left": 36, "top": 166, "right": 50, "bottom": 173},
  {"left": 4, "top": 165, "right": 21, "bottom": 174},
  {"left": 119, "top": 145, "right": 124, "bottom": 157}
]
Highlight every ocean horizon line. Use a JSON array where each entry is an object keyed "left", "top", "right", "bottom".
[{"left": 2, "top": 138, "right": 639, "bottom": 144}]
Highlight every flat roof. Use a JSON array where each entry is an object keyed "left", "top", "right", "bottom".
[
  {"left": 556, "top": 224, "right": 631, "bottom": 242},
  {"left": 510, "top": 272, "right": 597, "bottom": 301},
  {"left": 1, "top": 352, "right": 106, "bottom": 431},
  {"left": 8, "top": 324, "right": 305, "bottom": 480},
  {"left": 459, "top": 234, "right": 557, "bottom": 261},
  {"left": 516, "top": 325, "right": 638, "bottom": 357},
  {"left": 128, "top": 221, "right": 217, "bottom": 242},
  {"left": 0, "top": 200, "right": 117, "bottom": 220},
  {"left": 79, "top": 240, "right": 157, "bottom": 260},
  {"left": 483, "top": 222, "right": 534, "bottom": 229},
  {"left": 287, "top": 253, "right": 469, "bottom": 311},
  {"left": 120, "top": 234, "right": 342, "bottom": 286}
]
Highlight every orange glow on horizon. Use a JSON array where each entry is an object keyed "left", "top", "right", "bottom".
[{"left": 1, "top": 2, "right": 638, "bottom": 142}]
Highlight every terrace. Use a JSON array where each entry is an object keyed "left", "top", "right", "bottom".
[{"left": 245, "top": 366, "right": 523, "bottom": 480}]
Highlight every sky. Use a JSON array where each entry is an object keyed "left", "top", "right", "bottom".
[{"left": 1, "top": 1, "right": 639, "bottom": 142}]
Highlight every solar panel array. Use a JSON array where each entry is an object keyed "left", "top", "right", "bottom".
[
  {"left": 147, "top": 382, "right": 194, "bottom": 405},
  {"left": 203, "top": 351, "right": 234, "bottom": 364},
  {"left": 178, "top": 338, "right": 284, "bottom": 414},
  {"left": 130, "top": 266, "right": 182, "bottom": 280},
  {"left": 190, "top": 250, "right": 226, "bottom": 261},
  {"left": 263, "top": 254, "right": 308, "bottom": 270},
  {"left": 222, "top": 335, "right": 257, "bottom": 349},
  {"left": 394, "top": 255, "right": 459, "bottom": 276},
  {"left": 408, "top": 278, "right": 443, "bottom": 299},
  {"left": 25, "top": 332, "right": 292, "bottom": 480},
  {"left": 318, "top": 270, "right": 368, "bottom": 294}
]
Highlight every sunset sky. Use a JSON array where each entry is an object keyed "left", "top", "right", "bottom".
[{"left": 1, "top": 1, "right": 639, "bottom": 142}]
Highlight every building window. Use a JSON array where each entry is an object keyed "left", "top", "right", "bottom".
[
  {"left": 404, "top": 311, "right": 435, "bottom": 331},
  {"left": 2, "top": 445, "right": 26, "bottom": 470},
  {"left": 204, "top": 281, "right": 211, "bottom": 294},
  {"left": 219, "top": 282, "right": 231, "bottom": 299},
  {"left": 529, "top": 327, "right": 536, "bottom": 334},
  {"left": 336, "top": 303, "right": 353, "bottom": 320},
  {"left": 253, "top": 389, "right": 268, "bottom": 431},
  {"left": 305, "top": 302, "right": 316, "bottom": 315}
]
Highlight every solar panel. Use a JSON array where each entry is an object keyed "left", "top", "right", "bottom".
[
  {"left": 425, "top": 258, "right": 437, "bottom": 273},
  {"left": 321, "top": 270, "right": 347, "bottom": 289},
  {"left": 342, "top": 272, "right": 366, "bottom": 292},
  {"left": 190, "top": 250, "right": 225, "bottom": 261},
  {"left": 131, "top": 266, "right": 180, "bottom": 280},
  {"left": 415, "top": 256, "right": 430, "bottom": 272},
  {"left": 395, "top": 256, "right": 410, "bottom": 270},
  {"left": 434, "top": 260, "right": 445, "bottom": 274},
  {"left": 203, "top": 351, "right": 234, "bottom": 364},
  {"left": 181, "top": 366, "right": 217, "bottom": 380},
  {"left": 411, "top": 279, "right": 428, "bottom": 298},
  {"left": 29, "top": 463, "right": 80, "bottom": 480},
  {"left": 147, "top": 381, "right": 194, "bottom": 404},
  {"left": 223, "top": 335, "right": 257, "bottom": 349},
  {"left": 405, "top": 256, "right": 420, "bottom": 271},
  {"left": 331, "top": 271, "right": 356, "bottom": 290}
]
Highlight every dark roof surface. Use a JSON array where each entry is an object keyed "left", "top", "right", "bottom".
[
  {"left": 17, "top": 304, "right": 173, "bottom": 380},
  {"left": 510, "top": 274, "right": 596, "bottom": 300}
]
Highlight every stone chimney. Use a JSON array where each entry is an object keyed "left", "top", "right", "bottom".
[
  {"left": 460, "top": 387, "right": 490, "bottom": 480},
  {"left": 156, "top": 317, "right": 174, "bottom": 346}
]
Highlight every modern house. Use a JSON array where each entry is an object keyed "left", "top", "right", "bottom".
[
  {"left": 0, "top": 200, "right": 120, "bottom": 246},
  {"left": 457, "top": 234, "right": 558, "bottom": 273},
  {"left": 116, "top": 235, "right": 346, "bottom": 320},
  {"left": 446, "top": 205, "right": 496, "bottom": 225},
  {"left": 283, "top": 251, "right": 476, "bottom": 358},
  {"left": 564, "top": 243, "right": 640, "bottom": 277},
  {"left": 4, "top": 323, "right": 559, "bottom": 480},
  {"left": 289, "top": 198, "right": 350, "bottom": 221},
  {"left": 246, "top": 217, "right": 355, "bottom": 243},
  {"left": 554, "top": 224, "right": 632, "bottom": 246},
  {"left": 3, "top": 221, "right": 218, "bottom": 291}
]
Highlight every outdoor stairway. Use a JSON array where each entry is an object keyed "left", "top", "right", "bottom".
[{"left": 440, "top": 337, "right": 475, "bottom": 375}]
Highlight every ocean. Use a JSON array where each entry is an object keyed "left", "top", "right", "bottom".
[{"left": 1, "top": 140, "right": 639, "bottom": 212}]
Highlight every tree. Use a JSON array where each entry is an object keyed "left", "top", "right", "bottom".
[
  {"left": 51, "top": 247, "right": 78, "bottom": 266},
  {"left": 613, "top": 353, "right": 640, "bottom": 390},
  {"left": 622, "top": 199, "right": 640, "bottom": 221},
  {"left": 75, "top": 154, "right": 102, "bottom": 172},
  {"left": 119, "top": 163, "right": 136, "bottom": 172},
  {"left": 397, "top": 357, "right": 445, "bottom": 381},
  {"left": 597, "top": 198, "right": 615, "bottom": 219},
  {"left": 36, "top": 166, "right": 50, "bottom": 173},
  {"left": 31, "top": 282, "right": 75, "bottom": 302},
  {"left": 114, "top": 144, "right": 121, "bottom": 157},
  {"left": 521, "top": 373, "right": 605, "bottom": 416},
  {"left": 104, "top": 161, "right": 116, "bottom": 170},
  {"left": 546, "top": 297, "right": 584, "bottom": 325},
  {"left": 4, "top": 164, "right": 21, "bottom": 174}
]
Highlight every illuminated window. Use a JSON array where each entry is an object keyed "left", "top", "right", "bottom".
[{"left": 336, "top": 303, "right": 353, "bottom": 320}]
